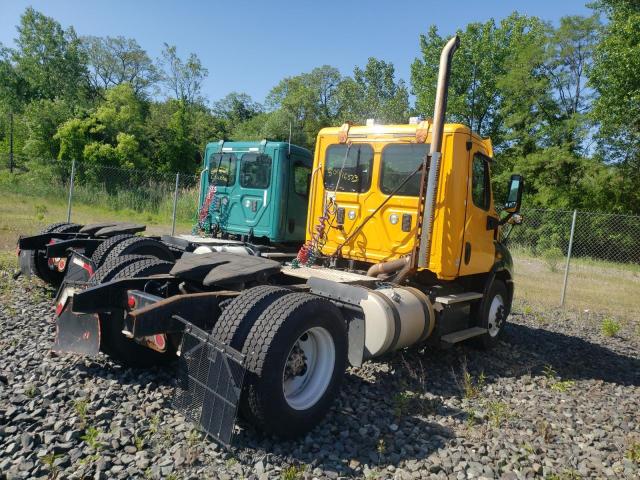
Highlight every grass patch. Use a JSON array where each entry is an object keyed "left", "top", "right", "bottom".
[
  {"left": 455, "top": 359, "right": 486, "bottom": 400},
  {"left": 486, "top": 401, "right": 512, "bottom": 427},
  {"left": 601, "top": 318, "right": 622, "bottom": 337},
  {"left": 542, "top": 247, "right": 564, "bottom": 273},
  {"left": 0, "top": 189, "right": 195, "bottom": 252},
  {"left": 543, "top": 365, "right": 575, "bottom": 392},
  {"left": 81, "top": 426, "right": 102, "bottom": 450},
  {"left": 626, "top": 442, "right": 640, "bottom": 464},
  {"left": 511, "top": 249, "right": 640, "bottom": 322},
  {"left": 281, "top": 465, "right": 305, "bottom": 480},
  {"left": 73, "top": 397, "right": 89, "bottom": 425}
]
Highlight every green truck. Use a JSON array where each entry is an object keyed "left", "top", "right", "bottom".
[{"left": 199, "top": 140, "right": 313, "bottom": 243}]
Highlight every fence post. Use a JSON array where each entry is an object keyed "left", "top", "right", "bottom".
[
  {"left": 560, "top": 209, "right": 578, "bottom": 307},
  {"left": 66, "top": 159, "right": 76, "bottom": 223},
  {"left": 171, "top": 173, "right": 180, "bottom": 236},
  {"left": 9, "top": 111, "right": 14, "bottom": 173}
]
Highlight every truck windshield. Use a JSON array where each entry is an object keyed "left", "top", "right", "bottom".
[
  {"left": 380, "top": 144, "right": 430, "bottom": 196},
  {"left": 240, "top": 153, "right": 272, "bottom": 189},
  {"left": 324, "top": 144, "right": 373, "bottom": 193},
  {"left": 209, "top": 153, "right": 237, "bottom": 187}
]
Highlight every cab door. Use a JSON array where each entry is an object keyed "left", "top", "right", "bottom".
[{"left": 458, "top": 146, "right": 497, "bottom": 276}]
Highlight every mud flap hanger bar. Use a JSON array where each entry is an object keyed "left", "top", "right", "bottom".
[
  {"left": 70, "top": 276, "right": 176, "bottom": 314},
  {"left": 18, "top": 232, "right": 89, "bottom": 250},
  {"left": 125, "top": 291, "right": 238, "bottom": 337},
  {"left": 46, "top": 238, "right": 102, "bottom": 257}
]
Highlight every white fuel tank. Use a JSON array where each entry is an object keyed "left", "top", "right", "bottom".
[{"left": 360, "top": 286, "right": 435, "bottom": 358}]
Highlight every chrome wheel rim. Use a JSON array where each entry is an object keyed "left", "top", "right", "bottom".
[
  {"left": 487, "top": 294, "right": 506, "bottom": 337},
  {"left": 282, "top": 326, "right": 335, "bottom": 410}
]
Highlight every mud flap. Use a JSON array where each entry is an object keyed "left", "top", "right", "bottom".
[
  {"left": 64, "top": 253, "right": 95, "bottom": 283},
  {"left": 53, "top": 293, "right": 100, "bottom": 356},
  {"left": 19, "top": 249, "right": 35, "bottom": 278},
  {"left": 172, "top": 324, "right": 245, "bottom": 446}
]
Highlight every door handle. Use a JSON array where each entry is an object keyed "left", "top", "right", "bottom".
[{"left": 464, "top": 242, "right": 472, "bottom": 265}]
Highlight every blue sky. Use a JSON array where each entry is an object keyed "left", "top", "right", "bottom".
[{"left": 0, "top": 1, "right": 592, "bottom": 104}]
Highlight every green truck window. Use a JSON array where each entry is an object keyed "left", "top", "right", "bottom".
[
  {"left": 380, "top": 144, "right": 429, "bottom": 196},
  {"left": 471, "top": 153, "right": 490, "bottom": 210},
  {"left": 324, "top": 144, "right": 373, "bottom": 193},
  {"left": 240, "top": 153, "right": 272, "bottom": 189},
  {"left": 209, "top": 153, "right": 237, "bottom": 186},
  {"left": 294, "top": 164, "right": 311, "bottom": 196}
]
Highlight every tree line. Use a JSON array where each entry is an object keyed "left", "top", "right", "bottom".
[{"left": 0, "top": 1, "right": 638, "bottom": 215}]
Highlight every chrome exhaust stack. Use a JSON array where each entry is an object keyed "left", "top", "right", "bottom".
[{"left": 416, "top": 35, "right": 460, "bottom": 268}]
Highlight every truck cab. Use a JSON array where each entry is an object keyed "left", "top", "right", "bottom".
[
  {"left": 307, "top": 121, "right": 504, "bottom": 281},
  {"left": 200, "top": 140, "right": 313, "bottom": 244}
]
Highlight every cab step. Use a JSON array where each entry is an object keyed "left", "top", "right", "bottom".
[
  {"left": 441, "top": 327, "right": 487, "bottom": 344},
  {"left": 435, "top": 292, "right": 483, "bottom": 305}
]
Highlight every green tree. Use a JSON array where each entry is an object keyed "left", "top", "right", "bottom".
[
  {"left": 56, "top": 84, "right": 148, "bottom": 169},
  {"left": 159, "top": 44, "right": 208, "bottom": 105},
  {"left": 590, "top": 0, "right": 640, "bottom": 213},
  {"left": 497, "top": 15, "right": 599, "bottom": 170},
  {"left": 339, "top": 58, "right": 409, "bottom": 124},
  {"left": 411, "top": 14, "right": 546, "bottom": 148},
  {"left": 265, "top": 66, "right": 342, "bottom": 148},
  {"left": 22, "top": 98, "right": 77, "bottom": 159},
  {"left": 212, "top": 92, "right": 263, "bottom": 138},
  {"left": 82, "top": 36, "right": 160, "bottom": 96},
  {"left": 11, "top": 7, "right": 89, "bottom": 104}
]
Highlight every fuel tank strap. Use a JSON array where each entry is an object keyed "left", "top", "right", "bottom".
[{"left": 403, "top": 286, "right": 435, "bottom": 341}]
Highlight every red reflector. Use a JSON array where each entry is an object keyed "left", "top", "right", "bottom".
[
  {"left": 55, "top": 302, "right": 64, "bottom": 317},
  {"left": 154, "top": 334, "right": 166, "bottom": 350},
  {"left": 82, "top": 262, "right": 94, "bottom": 276},
  {"left": 57, "top": 258, "right": 67, "bottom": 272},
  {"left": 127, "top": 295, "right": 136, "bottom": 309}
]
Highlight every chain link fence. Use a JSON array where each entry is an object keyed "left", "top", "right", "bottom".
[
  {"left": 0, "top": 155, "right": 199, "bottom": 248},
  {"left": 507, "top": 208, "right": 640, "bottom": 320},
  {"left": 2, "top": 154, "right": 639, "bottom": 319}
]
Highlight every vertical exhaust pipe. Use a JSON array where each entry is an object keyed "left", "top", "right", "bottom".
[{"left": 416, "top": 35, "right": 460, "bottom": 269}]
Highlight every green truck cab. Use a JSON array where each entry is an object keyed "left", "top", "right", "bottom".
[{"left": 200, "top": 140, "right": 313, "bottom": 244}]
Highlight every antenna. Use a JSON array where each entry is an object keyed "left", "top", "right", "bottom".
[{"left": 288, "top": 121, "right": 292, "bottom": 157}]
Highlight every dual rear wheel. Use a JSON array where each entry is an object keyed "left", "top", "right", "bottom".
[{"left": 212, "top": 288, "right": 348, "bottom": 438}]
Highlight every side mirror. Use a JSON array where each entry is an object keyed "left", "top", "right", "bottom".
[{"left": 503, "top": 174, "right": 523, "bottom": 214}]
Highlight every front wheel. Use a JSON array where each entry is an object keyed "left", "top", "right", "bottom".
[
  {"left": 473, "top": 279, "right": 510, "bottom": 349},
  {"left": 240, "top": 293, "right": 347, "bottom": 438}
]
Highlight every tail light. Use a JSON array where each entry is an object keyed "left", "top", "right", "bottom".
[{"left": 127, "top": 295, "right": 137, "bottom": 309}]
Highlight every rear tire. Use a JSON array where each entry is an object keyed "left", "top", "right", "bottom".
[
  {"left": 106, "top": 237, "right": 174, "bottom": 265},
  {"left": 30, "top": 222, "right": 83, "bottom": 286},
  {"left": 240, "top": 293, "right": 347, "bottom": 438},
  {"left": 97, "top": 258, "right": 175, "bottom": 368},
  {"left": 90, "top": 234, "right": 135, "bottom": 268},
  {"left": 88, "top": 254, "right": 151, "bottom": 285},
  {"left": 211, "top": 285, "right": 289, "bottom": 350}
]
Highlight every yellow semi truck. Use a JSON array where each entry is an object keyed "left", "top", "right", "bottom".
[{"left": 50, "top": 36, "right": 524, "bottom": 444}]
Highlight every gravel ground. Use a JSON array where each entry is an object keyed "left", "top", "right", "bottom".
[{"left": 0, "top": 269, "right": 639, "bottom": 479}]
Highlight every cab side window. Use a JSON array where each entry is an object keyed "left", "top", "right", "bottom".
[
  {"left": 471, "top": 153, "right": 490, "bottom": 210},
  {"left": 294, "top": 164, "right": 311, "bottom": 196}
]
